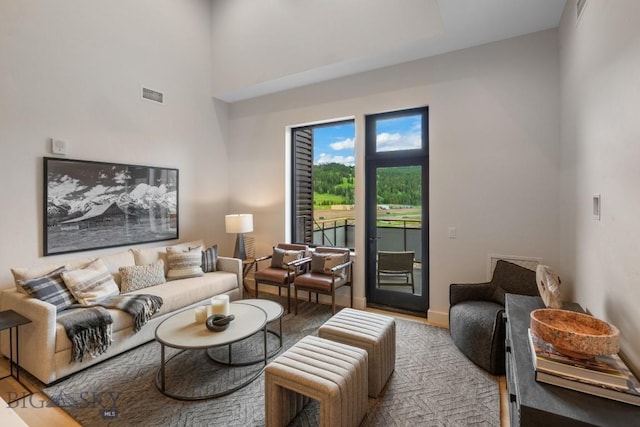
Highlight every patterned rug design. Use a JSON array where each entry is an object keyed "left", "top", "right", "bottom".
[{"left": 42, "top": 297, "right": 499, "bottom": 426}]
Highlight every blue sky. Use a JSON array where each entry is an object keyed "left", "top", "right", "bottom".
[
  {"left": 313, "top": 122, "right": 355, "bottom": 166},
  {"left": 312, "top": 115, "right": 422, "bottom": 165}
]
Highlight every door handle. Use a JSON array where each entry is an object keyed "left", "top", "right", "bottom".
[{"left": 369, "top": 237, "right": 381, "bottom": 241}]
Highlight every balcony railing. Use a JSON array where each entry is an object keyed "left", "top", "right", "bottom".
[{"left": 312, "top": 218, "right": 422, "bottom": 259}]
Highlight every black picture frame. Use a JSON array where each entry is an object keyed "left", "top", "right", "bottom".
[{"left": 43, "top": 157, "right": 179, "bottom": 256}]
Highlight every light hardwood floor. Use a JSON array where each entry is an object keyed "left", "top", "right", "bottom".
[{"left": 1, "top": 306, "right": 509, "bottom": 426}]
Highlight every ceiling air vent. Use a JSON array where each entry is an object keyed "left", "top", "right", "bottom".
[
  {"left": 577, "top": 0, "right": 588, "bottom": 20},
  {"left": 142, "top": 87, "right": 164, "bottom": 104}
]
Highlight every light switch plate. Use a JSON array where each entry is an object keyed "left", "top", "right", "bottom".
[{"left": 593, "top": 194, "right": 601, "bottom": 220}]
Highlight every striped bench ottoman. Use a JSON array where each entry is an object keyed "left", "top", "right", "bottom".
[
  {"left": 318, "top": 308, "right": 396, "bottom": 397},
  {"left": 264, "top": 335, "right": 368, "bottom": 427}
]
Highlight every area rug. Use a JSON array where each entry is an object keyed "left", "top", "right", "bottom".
[{"left": 42, "top": 297, "right": 499, "bottom": 426}]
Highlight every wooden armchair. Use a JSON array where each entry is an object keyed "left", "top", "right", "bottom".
[
  {"left": 253, "top": 243, "right": 309, "bottom": 313},
  {"left": 293, "top": 247, "right": 352, "bottom": 315}
]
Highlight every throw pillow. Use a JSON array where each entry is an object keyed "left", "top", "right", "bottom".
[
  {"left": 166, "top": 246, "right": 204, "bottom": 280},
  {"left": 119, "top": 260, "right": 166, "bottom": 293},
  {"left": 11, "top": 263, "right": 67, "bottom": 295},
  {"left": 17, "top": 266, "right": 76, "bottom": 311},
  {"left": 310, "top": 252, "right": 348, "bottom": 277},
  {"left": 62, "top": 258, "right": 120, "bottom": 306},
  {"left": 270, "top": 247, "right": 303, "bottom": 269},
  {"left": 201, "top": 244, "right": 218, "bottom": 273}
]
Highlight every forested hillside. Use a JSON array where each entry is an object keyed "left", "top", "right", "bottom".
[{"left": 313, "top": 163, "right": 421, "bottom": 206}]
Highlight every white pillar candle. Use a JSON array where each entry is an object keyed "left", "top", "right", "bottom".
[
  {"left": 211, "top": 299, "right": 226, "bottom": 315},
  {"left": 194, "top": 306, "right": 207, "bottom": 323},
  {"left": 212, "top": 295, "right": 230, "bottom": 316}
]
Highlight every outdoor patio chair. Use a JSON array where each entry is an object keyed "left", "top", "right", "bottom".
[{"left": 377, "top": 251, "right": 415, "bottom": 294}]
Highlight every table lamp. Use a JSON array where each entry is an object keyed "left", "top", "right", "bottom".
[{"left": 225, "top": 214, "right": 253, "bottom": 260}]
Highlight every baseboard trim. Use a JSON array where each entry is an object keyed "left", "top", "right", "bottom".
[{"left": 427, "top": 309, "right": 449, "bottom": 328}]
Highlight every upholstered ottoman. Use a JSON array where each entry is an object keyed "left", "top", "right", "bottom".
[
  {"left": 318, "top": 308, "right": 395, "bottom": 397},
  {"left": 264, "top": 335, "right": 368, "bottom": 427}
]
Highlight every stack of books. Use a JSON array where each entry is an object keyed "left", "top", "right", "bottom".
[{"left": 528, "top": 328, "right": 640, "bottom": 406}]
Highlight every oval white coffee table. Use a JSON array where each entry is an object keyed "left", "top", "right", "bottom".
[
  {"left": 208, "top": 298, "right": 284, "bottom": 365},
  {"left": 155, "top": 302, "right": 267, "bottom": 400}
]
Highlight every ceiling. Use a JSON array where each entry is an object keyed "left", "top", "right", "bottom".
[{"left": 214, "top": 0, "right": 567, "bottom": 102}]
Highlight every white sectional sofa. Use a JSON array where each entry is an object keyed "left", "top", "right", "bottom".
[{"left": 0, "top": 240, "right": 242, "bottom": 385}]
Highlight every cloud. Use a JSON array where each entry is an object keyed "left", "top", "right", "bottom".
[
  {"left": 376, "top": 132, "right": 421, "bottom": 152},
  {"left": 330, "top": 137, "right": 355, "bottom": 151},
  {"left": 113, "top": 170, "right": 131, "bottom": 184},
  {"left": 315, "top": 153, "right": 355, "bottom": 166},
  {"left": 48, "top": 175, "right": 85, "bottom": 198}
]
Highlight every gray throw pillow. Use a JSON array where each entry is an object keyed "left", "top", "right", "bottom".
[
  {"left": 270, "top": 247, "right": 303, "bottom": 269},
  {"left": 201, "top": 245, "right": 218, "bottom": 273},
  {"left": 18, "top": 266, "right": 76, "bottom": 312},
  {"left": 311, "top": 252, "right": 348, "bottom": 278}
]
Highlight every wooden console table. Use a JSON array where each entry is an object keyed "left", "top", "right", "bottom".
[{"left": 504, "top": 294, "right": 640, "bottom": 426}]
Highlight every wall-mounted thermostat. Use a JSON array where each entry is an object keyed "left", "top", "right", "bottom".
[{"left": 51, "top": 139, "right": 66, "bottom": 155}]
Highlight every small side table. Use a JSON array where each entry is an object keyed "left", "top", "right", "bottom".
[
  {"left": 242, "top": 258, "right": 258, "bottom": 297},
  {"left": 0, "top": 310, "right": 33, "bottom": 403}
]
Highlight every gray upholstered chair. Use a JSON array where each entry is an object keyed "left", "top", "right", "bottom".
[{"left": 449, "top": 260, "right": 539, "bottom": 375}]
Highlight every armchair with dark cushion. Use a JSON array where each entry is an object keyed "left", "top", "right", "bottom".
[{"left": 449, "top": 260, "right": 539, "bottom": 375}]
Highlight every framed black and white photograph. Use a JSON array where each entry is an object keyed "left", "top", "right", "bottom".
[{"left": 44, "top": 157, "right": 179, "bottom": 255}]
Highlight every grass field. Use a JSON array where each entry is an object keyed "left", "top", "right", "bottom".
[
  {"left": 314, "top": 193, "right": 344, "bottom": 206},
  {"left": 313, "top": 206, "right": 422, "bottom": 228}
]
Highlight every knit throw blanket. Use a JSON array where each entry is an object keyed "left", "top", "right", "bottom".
[
  {"left": 98, "top": 294, "right": 164, "bottom": 333},
  {"left": 57, "top": 307, "right": 113, "bottom": 363},
  {"left": 58, "top": 294, "right": 163, "bottom": 363}
]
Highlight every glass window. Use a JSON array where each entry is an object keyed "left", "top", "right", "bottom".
[
  {"left": 291, "top": 120, "right": 355, "bottom": 248},
  {"left": 375, "top": 114, "right": 422, "bottom": 152}
]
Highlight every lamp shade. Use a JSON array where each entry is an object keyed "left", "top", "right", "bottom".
[{"left": 225, "top": 214, "right": 253, "bottom": 234}]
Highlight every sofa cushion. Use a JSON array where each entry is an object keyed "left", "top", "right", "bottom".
[
  {"left": 99, "top": 250, "right": 136, "bottom": 287},
  {"left": 10, "top": 257, "right": 92, "bottom": 294},
  {"left": 53, "top": 270, "right": 239, "bottom": 352},
  {"left": 17, "top": 266, "right": 76, "bottom": 311},
  {"left": 130, "top": 247, "right": 169, "bottom": 276},
  {"left": 201, "top": 244, "right": 219, "bottom": 273},
  {"left": 166, "top": 246, "right": 204, "bottom": 280},
  {"left": 12, "top": 264, "right": 65, "bottom": 295},
  {"left": 119, "top": 260, "right": 166, "bottom": 293},
  {"left": 131, "top": 240, "right": 205, "bottom": 275},
  {"left": 62, "top": 259, "right": 120, "bottom": 306},
  {"left": 132, "top": 272, "right": 238, "bottom": 315}
]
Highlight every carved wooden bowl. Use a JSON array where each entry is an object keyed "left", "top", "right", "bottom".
[{"left": 530, "top": 309, "right": 620, "bottom": 358}]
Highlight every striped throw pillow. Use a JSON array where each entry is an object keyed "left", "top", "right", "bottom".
[
  {"left": 166, "top": 246, "right": 204, "bottom": 280},
  {"left": 18, "top": 266, "right": 76, "bottom": 311},
  {"left": 201, "top": 245, "right": 218, "bottom": 273},
  {"left": 62, "top": 258, "right": 120, "bottom": 306}
]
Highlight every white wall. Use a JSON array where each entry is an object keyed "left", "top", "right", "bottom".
[
  {"left": 559, "top": 0, "right": 640, "bottom": 372},
  {"left": 227, "top": 29, "right": 561, "bottom": 323},
  {"left": 0, "top": 0, "right": 231, "bottom": 290},
  {"left": 210, "top": 0, "right": 444, "bottom": 101}
]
